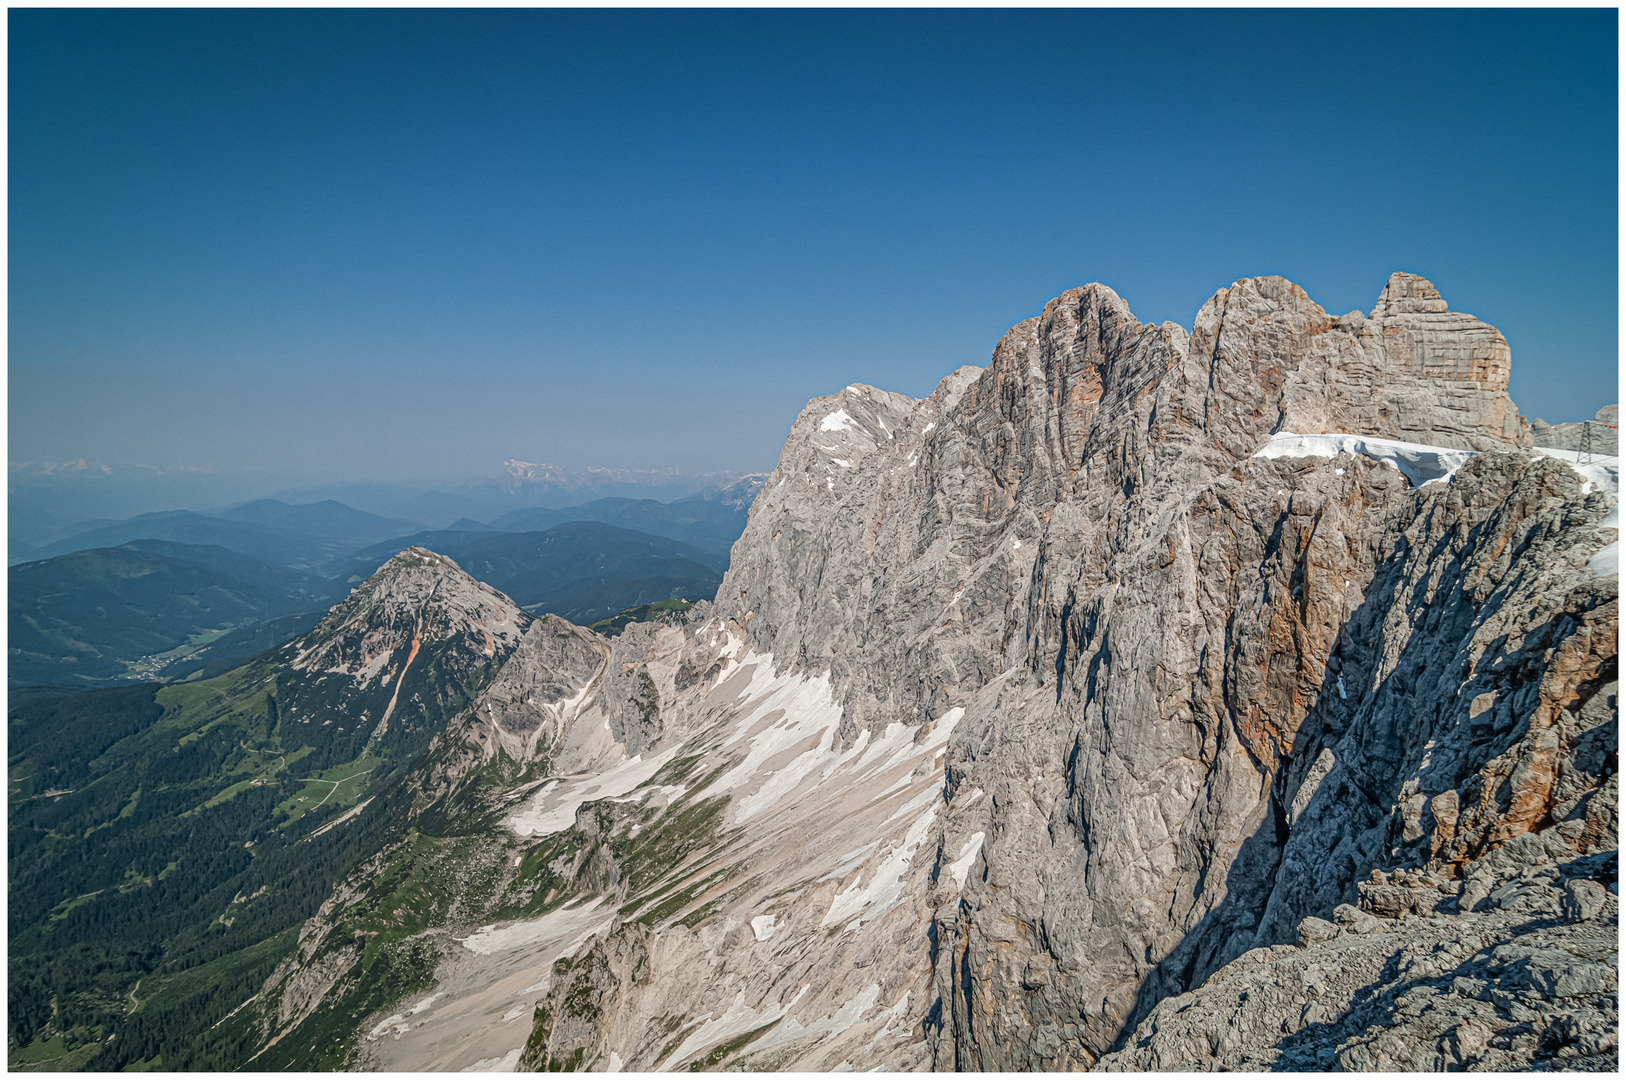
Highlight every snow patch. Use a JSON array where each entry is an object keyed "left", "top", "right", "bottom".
[
  {"left": 460, "top": 1048, "right": 521, "bottom": 1072},
  {"left": 923, "top": 707, "right": 965, "bottom": 752},
  {"left": 750, "top": 915, "right": 778, "bottom": 942},
  {"left": 368, "top": 1013, "right": 408, "bottom": 1040},
  {"left": 820, "top": 840, "right": 883, "bottom": 883},
  {"left": 658, "top": 987, "right": 809, "bottom": 1071},
  {"left": 1533, "top": 447, "right": 1621, "bottom": 496},
  {"left": 865, "top": 992, "right": 913, "bottom": 1052},
  {"left": 458, "top": 897, "right": 611, "bottom": 956},
  {"left": 1254, "top": 432, "right": 1475, "bottom": 487},
  {"left": 882, "top": 784, "right": 940, "bottom": 826},
  {"left": 701, "top": 658, "right": 852, "bottom": 824},
  {"left": 747, "top": 984, "right": 881, "bottom": 1055},
  {"left": 820, "top": 409, "right": 860, "bottom": 434},
  {"left": 947, "top": 832, "right": 986, "bottom": 891},
  {"left": 506, "top": 745, "right": 683, "bottom": 837},
  {"left": 1587, "top": 541, "right": 1618, "bottom": 576},
  {"left": 821, "top": 805, "right": 938, "bottom": 930}
]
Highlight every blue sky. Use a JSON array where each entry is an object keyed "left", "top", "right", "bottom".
[{"left": 9, "top": 8, "right": 1618, "bottom": 489}]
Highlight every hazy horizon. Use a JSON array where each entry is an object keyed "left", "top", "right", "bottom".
[{"left": 11, "top": 9, "right": 1619, "bottom": 498}]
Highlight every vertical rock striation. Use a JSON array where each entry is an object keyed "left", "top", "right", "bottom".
[
  {"left": 259, "top": 274, "right": 1615, "bottom": 1073},
  {"left": 706, "top": 272, "right": 1611, "bottom": 1069}
]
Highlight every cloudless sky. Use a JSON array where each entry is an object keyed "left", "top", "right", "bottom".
[{"left": 9, "top": 8, "right": 1619, "bottom": 491}]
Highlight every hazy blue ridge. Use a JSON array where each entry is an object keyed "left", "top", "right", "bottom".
[
  {"left": 8, "top": 545, "right": 335, "bottom": 686},
  {"left": 215, "top": 499, "right": 428, "bottom": 550},
  {"left": 15, "top": 500, "right": 434, "bottom": 571},
  {"left": 487, "top": 493, "right": 749, "bottom": 555},
  {"left": 340, "top": 521, "right": 726, "bottom": 622},
  {"left": 15, "top": 511, "right": 334, "bottom": 570}
]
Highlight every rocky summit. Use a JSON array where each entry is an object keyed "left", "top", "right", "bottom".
[
  {"left": 239, "top": 273, "right": 1615, "bottom": 1072},
  {"left": 277, "top": 546, "right": 532, "bottom": 765}
]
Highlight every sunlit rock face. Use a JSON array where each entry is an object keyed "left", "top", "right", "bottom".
[
  {"left": 699, "top": 271, "right": 1611, "bottom": 1070},
  {"left": 277, "top": 546, "right": 531, "bottom": 767},
  {"left": 708, "top": 271, "right": 1599, "bottom": 1073},
  {"left": 257, "top": 274, "right": 1614, "bottom": 1073}
]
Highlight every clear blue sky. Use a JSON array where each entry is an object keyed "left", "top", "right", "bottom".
[{"left": 10, "top": 8, "right": 1618, "bottom": 489}]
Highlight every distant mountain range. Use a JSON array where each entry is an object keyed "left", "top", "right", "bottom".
[
  {"left": 8, "top": 486, "right": 757, "bottom": 687},
  {"left": 485, "top": 492, "right": 751, "bottom": 556},
  {"left": 8, "top": 460, "right": 769, "bottom": 556},
  {"left": 16, "top": 503, "right": 424, "bottom": 571},
  {"left": 270, "top": 466, "right": 768, "bottom": 527},
  {"left": 8, "top": 460, "right": 263, "bottom": 551},
  {"left": 13, "top": 478, "right": 766, "bottom": 569},
  {"left": 339, "top": 522, "right": 725, "bottom": 624}
]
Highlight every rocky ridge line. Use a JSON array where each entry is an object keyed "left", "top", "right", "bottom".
[
  {"left": 707, "top": 271, "right": 1615, "bottom": 1069},
  {"left": 252, "top": 273, "right": 1615, "bottom": 1073}
]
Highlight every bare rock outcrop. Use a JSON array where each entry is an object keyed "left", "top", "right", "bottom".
[
  {"left": 701, "top": 271, "right": 1611, "bottom": 1069},
  {"left": 1099, "top": 850, "right": 1618, "bottom": 1071},
  {"left": 276, "top": 546, "right": 532, "bottom": 761},
  {"left": 416, "top": 613, "right": 609, "bottom": 803},
  {"left": 264, "top": 273, "right": 1612, "bottom": 1073},
  {"left": 1532, "top": 403, "right": 1619, "bottom": 455}
]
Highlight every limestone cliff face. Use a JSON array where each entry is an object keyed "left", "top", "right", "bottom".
[
  {"left": 1533, "top": 404, "right": 1619, "bottom": 455},
  {"left": 416, "top": 613, "right": 609, "bottom": 802},
  {"left": 261, "top": 274, "right": 1614, "bottom": 1073},
  {"left": 701, "top": 272, "right": 1609, "bottom": 1069},
  {"left": 718, "top": 275, "right": 1532, "bottom": 740}
]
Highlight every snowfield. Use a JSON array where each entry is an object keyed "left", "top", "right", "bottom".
[
  {"left": 1254, "top": 432, "right": 1621, "bottom": 499},
  {"left": 1533, "top": 445, "right": 1620, "bottom": 496},
  {"left": 1252, "top": 432, "right": 1475, "bottom": 486}
]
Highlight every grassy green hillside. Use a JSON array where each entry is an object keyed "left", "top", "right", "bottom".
[
  {"left": 6, "top": 665, "right": 417, "bottom": 1070},
  {"left": 6, "top": 568, "right": 517, "bottom": 1071}
]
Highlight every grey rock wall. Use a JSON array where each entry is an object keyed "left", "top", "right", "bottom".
[
  {"left": 1099, "top": 849, "right": 1618, "bottom": 1071},
  {"left": 1531, "top": 404, "right": 1619, "bottom": 455},
  {"left": 706, "top": 272, "right": 1613, "bottom": 1069},
  {"left": 267, "top": 273, "right": 1614, "bottom": 1073}
]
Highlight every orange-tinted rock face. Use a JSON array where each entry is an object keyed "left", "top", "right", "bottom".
[
  {"left": 1449, "top": 597, "right": 1617, "bottom": 862},
  {"left": 697, "top": 272, "right": 1608, "bottom": 1071},
  {"left": 241, "top": 272, "right": 1610, "bottom": 1075}
]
